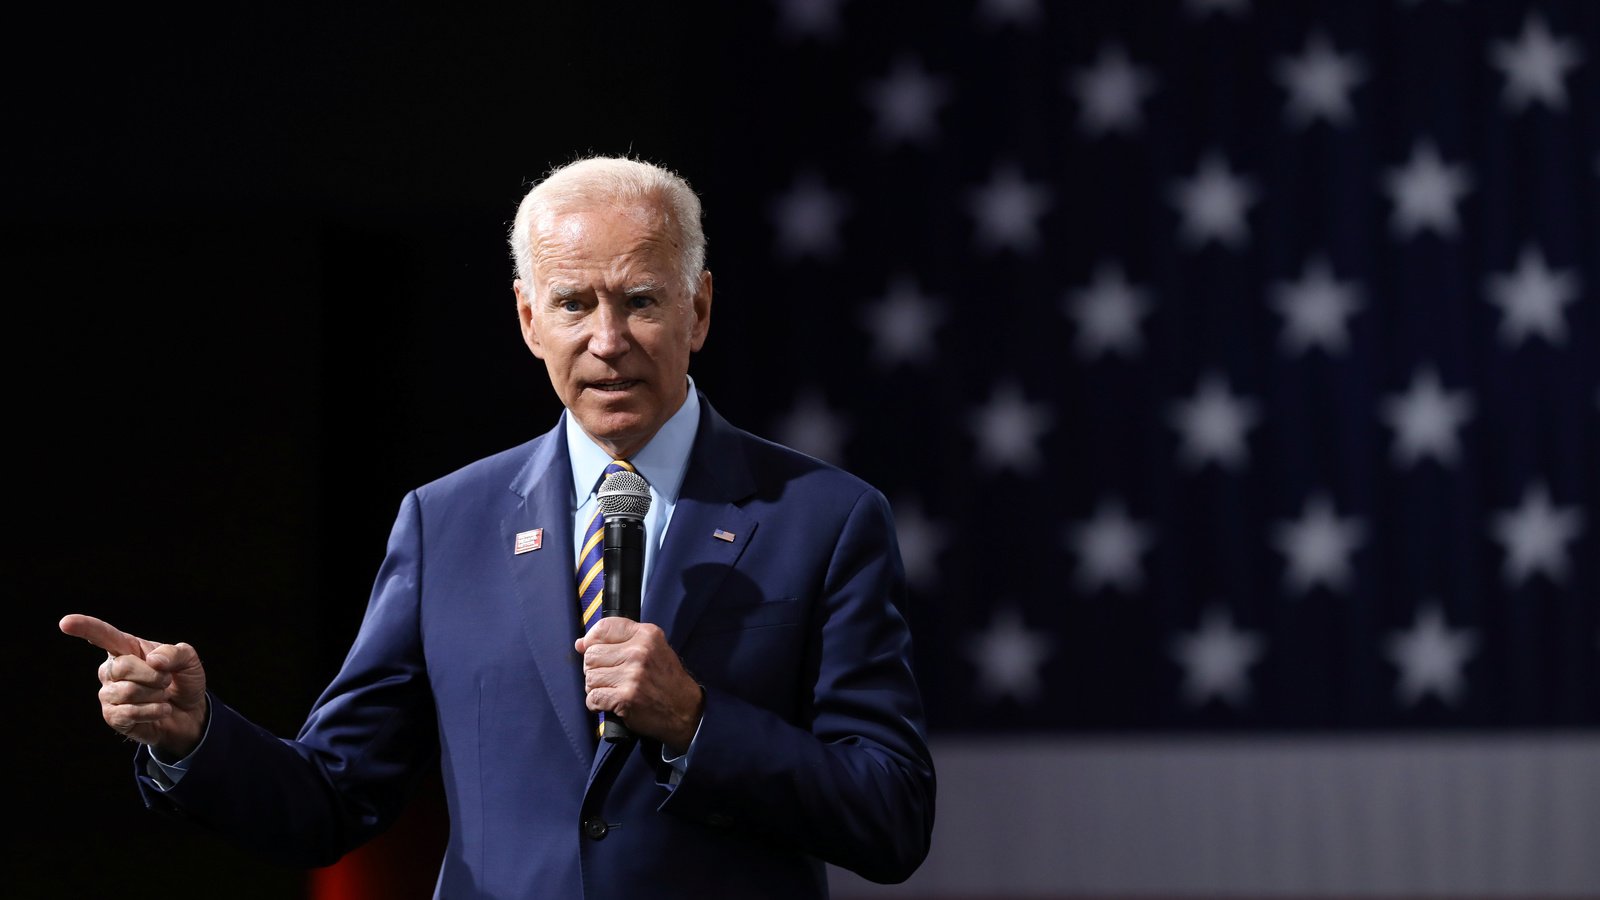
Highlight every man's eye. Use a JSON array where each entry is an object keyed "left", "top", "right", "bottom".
[
  {"left": 628, "top": 295, "right": 655, "bottom": 309},
  {"left": 561, "top": 300, "right": 583, "bottom": 312}
]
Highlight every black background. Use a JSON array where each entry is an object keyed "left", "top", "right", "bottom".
[{"left": 7, "top": 4, "right": 763, "bottom": 897}]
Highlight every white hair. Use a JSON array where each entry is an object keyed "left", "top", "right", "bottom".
[{"left": 508, "top": 155, "right": 706, "bottom": 295}]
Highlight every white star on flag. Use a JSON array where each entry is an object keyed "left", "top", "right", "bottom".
[
  {"left": 863, "top": 55, "right": 949, "bottom": 147},
  {"left": 967, "top": 607, "right": 1054, "bottom": 703},
  {"left": 1272, "top": 493, "right": 1366, "bottom": 596},
  {"left": 770, "top": 170, "right": 850, "bottom": 262},
  {"left": 976, "top": 0, "right": 1042, "bottom": 28},
  {"left": 1064, "top": 262, "right": 1152, "bottom": 359},
  {"left": 1490, "top": 482, "right": 1586, "bottom": 587},
  {"left": 1168, "top": 372, "right": 1260, "bottom": 470},
  {"left": 889, "top": 495, "right": 950, "bottom": 592},
  {"left": 1386, "top": 603, "right": 1477, "bottom": 707},
  {"left": 967, "top": 163, "right": 1052, "bottom": 254},
  {"left": 1269, "top": 256, "right": 1364, "bottom": 356},
  {"left": 1066, "top": 498, "right": 1155, "bottom": 594},
  {"left": 774, "top": 388, "right": 850, "bottom": 465},
  {"left": 969, "top": 380, "right": 1054, "bottom": 475},
  {"left": 1170, "top": 606, "right": 1264, "bottom": 708},
  {"left": 774, "top": 0, "right": 846, "bottom": 40},
  {"left": 1067, "top": 43, "right": 1158, "bottom": 137},
  {"left": 1485, "top": 244, "right": 1580, "bottom": 347},
  {"left": 1186, "top": 0, "right": 1249, "bottom": 18},
  {"left": 860, "top": 274, "right": 943, "bottom": 367},
  {"left": 1169, "top": 152, "right": 1259, "bottom": 249},
  {"left": 1489, "top": 13, "right": 1585, "bottom": 112},
  {"left": 1274, "top": 31, "right": 1367, "bottom": 128},
  {"left": 1380, "top": 366, "right": 1475, "bottom": 468},
  {"left": 1383, "top": 141, "right": 1473, "bottom": 238}
]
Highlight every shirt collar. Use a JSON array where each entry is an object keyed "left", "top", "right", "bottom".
[{"left": 565, "top": 375, "right": 701, "bottom": 505}]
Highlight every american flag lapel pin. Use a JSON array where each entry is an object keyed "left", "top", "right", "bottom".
[
  {"left": 514, "top": 528, "right": 544, "bottom": 554},
  {"left": 712, "top": 528, "right": 736, "bottom": 542}
]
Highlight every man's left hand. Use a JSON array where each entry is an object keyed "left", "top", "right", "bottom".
[{"left": 576, "top": 618, "right": 703, "bottom": 753}]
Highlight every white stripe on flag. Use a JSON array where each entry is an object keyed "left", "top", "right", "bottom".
[{"left": 830, "top": 734, "right": 1600, "bottom": 898}]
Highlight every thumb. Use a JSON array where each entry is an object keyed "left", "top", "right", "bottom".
[
  {"left": 147, "top": 642, "right": 199, "bottom": 671},
  {"left": 574, "top": 617, "right": 627, "bottom": 654}
]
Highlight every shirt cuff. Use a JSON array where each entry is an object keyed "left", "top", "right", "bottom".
[
  {"left": 659, "top": 714, "right": 704, "bottom": 788},
  {"left": 142, "top": 699, "right": 212, "bottom": 790}
]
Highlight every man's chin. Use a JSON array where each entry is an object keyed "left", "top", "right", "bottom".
[{"left": 573, "top": 409, "right": 655, "bottom": 454}]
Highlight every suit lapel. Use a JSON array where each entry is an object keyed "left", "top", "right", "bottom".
[
  {"left": 645, "top": 395, "right": 758, "bottom": 647},
  {"left": 587, "top": 724, "right": 624, "bottom": 784},
  {"left": 502, "top": 416, "right": 591, "bottom": 770}
]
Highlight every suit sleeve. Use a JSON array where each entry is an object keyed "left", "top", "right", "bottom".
[{"left": 656, "top": 487, "right": 936, "bottom": 884}]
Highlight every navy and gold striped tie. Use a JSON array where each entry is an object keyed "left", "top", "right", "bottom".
[{"left": 577, "top": 459, "right": 636, "bottom": 630}]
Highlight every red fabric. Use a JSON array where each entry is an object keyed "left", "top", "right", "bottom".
[{"left": 306, "top": 773, "right": 447, "bottom": 900}]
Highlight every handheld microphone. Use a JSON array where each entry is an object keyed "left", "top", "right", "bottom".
[{"left": 596, "top": 469, "right": 651, "bottom": 743}]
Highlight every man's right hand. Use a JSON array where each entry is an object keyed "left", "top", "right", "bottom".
[{"left": 59, "top": 614, "right": 208, "bottom": 760}]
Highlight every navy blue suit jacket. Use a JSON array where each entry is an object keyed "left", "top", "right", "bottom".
[{"left": 136, "top": 392, "right": 936, "bottom": 899}]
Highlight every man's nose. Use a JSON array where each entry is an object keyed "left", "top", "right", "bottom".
[{"left": 588, "top": 303, "right": 630, "bottom": 357}]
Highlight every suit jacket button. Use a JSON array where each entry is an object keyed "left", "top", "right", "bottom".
[
  {"left": 707, "top": 813, "right": 732, "bottom": 828},
  {"left": 583, "top": 817, "right": 609, "bottom": 840}
]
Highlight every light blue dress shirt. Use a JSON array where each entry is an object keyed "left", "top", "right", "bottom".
[{"left": 565, "top": 377, "right": 701, "bottom": 610}]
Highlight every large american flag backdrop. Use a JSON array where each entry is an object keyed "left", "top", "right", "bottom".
[{"left": 686, "top": 1, "right": 1599, "bottom": 896}]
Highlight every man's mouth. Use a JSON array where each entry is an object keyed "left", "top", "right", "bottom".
[{"left": 588, "top": 379, "right": 639, "bottom": 392}]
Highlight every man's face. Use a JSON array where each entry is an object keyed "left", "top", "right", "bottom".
[{"left": 515, "top": 203, "right": 711, "bottom": 459}]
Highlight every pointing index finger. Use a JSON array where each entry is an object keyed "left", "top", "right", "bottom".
[{"left": 59, "top": 614, "right": 145, "bottom": 659}]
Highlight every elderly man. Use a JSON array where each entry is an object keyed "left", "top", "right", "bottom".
[{"left": 61, "top": 155, "right": 935, "bottom": 899}]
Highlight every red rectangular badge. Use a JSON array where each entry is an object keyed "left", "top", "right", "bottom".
[{"left": 514, "top": 528, "right": 544, "bottom": 554}]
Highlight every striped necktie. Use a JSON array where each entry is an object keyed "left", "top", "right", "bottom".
[{"left": 577, "top": 459, "right": 636, "bottom": 630}]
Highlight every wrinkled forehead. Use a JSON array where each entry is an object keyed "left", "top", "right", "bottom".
[{"left": 528, "top": 203, "right": 683, "bottom": 282}]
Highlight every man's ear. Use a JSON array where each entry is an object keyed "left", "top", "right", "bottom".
[
  {"left": 689, "top": 269, "right": 713, "bottom": 352},
  {"left": 514, "top": 279, "right": 545, "bottom": 359}
]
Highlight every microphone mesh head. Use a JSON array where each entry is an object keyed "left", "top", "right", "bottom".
[{"left": 597, "top": 470, "right": 652, "bottom": 519}]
